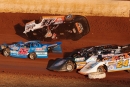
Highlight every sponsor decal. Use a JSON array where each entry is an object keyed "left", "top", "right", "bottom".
[
  {"left": 54, "top": 18, "right": 64, "bottom": 24},
  {"left": 75, "top": 57, "right": 85, "bottom": 62},
  {"left": 9, "top": 45, "right": 19, "bottom": 50},
  {"left": 26, "top": 23, "right": 35, "bottom": 30},
  {"left": 108, "top": 65, "right": 116, "bottom": 70},
  {"left": 12, "top": 47, "right": 19, "bottom": 50},
  {"left": 36, "top": 52, "right": 47, "bottom": 55},
  {"left": 35, "top": 45, "right": 47, "bottom": 51},
  {"left": 75, "top": 22, "right": 83, "bottom": 34},
  {"left": 41, "top": 19, "right": 55, "bottom": 26},
  {"left": 11, "top": 51, "right": 17, "bottom": 53}
]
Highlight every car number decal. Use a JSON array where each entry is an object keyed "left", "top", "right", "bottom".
[
  {"left": 18, "top": 48, "right": 29, "bottom": 55},
  {"left": 116, "top": 59, "right": 129, "bottom": 68}
]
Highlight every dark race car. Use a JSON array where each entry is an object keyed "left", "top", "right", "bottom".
[
  {"left": 48, "top": 44, "right": 130, "bottom": 72},
  {"left": 23, "top": 14, "right": 90, "bottom": 41}
]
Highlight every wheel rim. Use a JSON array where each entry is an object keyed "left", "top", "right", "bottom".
[
  {"left": 30, "top": 54, "right": 34, "bottom": 59},
  {"left": 97, "top": 67, "right": 103, "bottom": 72},
  {"left": 97, "top": 69, "right": 102, "bottom": 72},
  {"left": 4, "top": 51, "right": 9, "bottom": 57},
  {"left": 66, "top": 64, "right": 73, "bottom": 71}
]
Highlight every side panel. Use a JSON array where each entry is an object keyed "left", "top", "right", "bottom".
[
  {"left": 34, "top": 45, "right": 48, "bottom": 58},
  {"left": 10, "top": 47, "right": 29, "bottom": 58},
  {"left": 107, "top": 58, "right": 130, "bottom": 72}
]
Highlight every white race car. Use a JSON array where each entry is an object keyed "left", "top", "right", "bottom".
[
  {"left": 78, "top": 52, "right": 130, "bottom": 79},
  {"left": 23, "top": 14, "right": 90, "bottom": 41}
]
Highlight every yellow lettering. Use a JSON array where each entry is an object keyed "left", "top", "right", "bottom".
[
  {"left": 123, "top": 59, "right": 129, "bottom": 67},
  {"left": 116, "top": 59, "right": 129, "bottom": 68},
  {"left": 117, "top": 60, "right": 123, "bottom": 68}
]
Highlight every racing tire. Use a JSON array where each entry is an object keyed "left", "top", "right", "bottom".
[
  {"left": 88, "top": 72, "right": 106, "bottom": 79},
  {"left": 71, "top": 16, "right": 90, "bottom": 41},
  {"left": 29, "top": 52, "right": 36, "bottom": 60},
  {"left": 3, "top": 48, "right": 10, "bottom": 57},
  {"left": 97, "top": 66, "right": 105, "bottom": 72},
  {"left": 66, "top": 61, "right": 75, "bottom": 72},
  {"left": 64, "top": 14, "right": 75, "bottom": 22}
]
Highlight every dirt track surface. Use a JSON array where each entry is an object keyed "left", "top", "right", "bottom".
[{"left": 0, "top": 13, "right": 130, "bottom": 87}]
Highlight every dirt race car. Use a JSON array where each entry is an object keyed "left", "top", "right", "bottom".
[
  {"left": 48, "top": 44, "right": 130, "bottom": 72},
  {"left": 78, "top": 52, "right": 130, "bottom": 79},
  {"left": 0, "top": 41, "right": 62, "bottom": 59},
  {"left": 23, "top": 14, "right": 90, "bottom": 41}
]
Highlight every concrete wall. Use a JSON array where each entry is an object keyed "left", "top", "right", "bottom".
[{"left": 0, "top": 0, "right": 130, "bottom": 17}]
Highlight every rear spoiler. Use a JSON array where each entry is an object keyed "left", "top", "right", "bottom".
[{"left": 48, "top": 42, "right": 62, "bottom": 53}]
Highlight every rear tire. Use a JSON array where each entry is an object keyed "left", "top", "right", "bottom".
[
  {"left": 29, "top": 52, "right": 36, "bottom": 60},
  {"left": 3, "top": 48, "right": 10, "bottom": 57}
]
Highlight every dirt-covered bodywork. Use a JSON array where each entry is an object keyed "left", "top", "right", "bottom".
[
  {"left": 78, "top": 52, "right": 130, "bottom": 76},
  {"left": 48, "top": 44, "right": 130, "bottom": 72},
  {"left": 23, "top": 15, "right": 90, "bottom": 41},
  {"left": 0, "top": 41, "right": 62, "bottom": 59}
]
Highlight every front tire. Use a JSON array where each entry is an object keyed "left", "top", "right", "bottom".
[
  {"left": 87, "top": 66, "right": 106, "bottom": 79},
  {"left": 88, "top": 72, "right": 106, "bottom": 79},
  {"left": 97, "top": 66, "right": 105, "bottom": 72},
  {"left": 29, "top": 52, "right": 36, "bottom": 60},
  {"left": 66, "top": 61, "right": 74, "bottom": 72},
  {"left": 3, "top": 48, "right": 10, "bottom": 57}
]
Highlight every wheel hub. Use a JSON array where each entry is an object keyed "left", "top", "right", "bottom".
[
  {"left": 30, "top": 54, "right": 34, "bottom": 59},
  {"left": 67, "top": 64, "right": 73, "bottom": 71},
  {"left": 4, "top": 51, "right": 9, "bottom": 57}
]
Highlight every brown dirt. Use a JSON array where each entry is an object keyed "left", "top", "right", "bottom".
[{"left": 0, "top": 13, "right": 130, "bottom": 87}]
